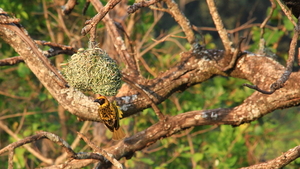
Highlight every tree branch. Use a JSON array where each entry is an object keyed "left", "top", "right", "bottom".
[
  {"left": 0, "top": 11, "right": 100, "bottom": 122},
  {"left": 163, "top": 0, "right": 198, "bottom": 47},
  {"left": 240, "top": 145, "right": 300, "bottom": 169},
  {"left": 62, "top": 0, "right": 78, "bottom": 15},
  {"left": 1, "top": 13, "right": 300, "bottom": 125},
  {"left": 89, "top": 0, "right": 139, "bottom": 75},
  {"left": 81, "top": 0, "right": 121, "bottom": 36},
  {"left": 206, "top": 0, "right": 232, "bottom": 53},
  {"left": 21, "top": 106, "right": 300, "bottom": 168},
  {"left": 78, "top": 132, "right": 123, "bottom": 169},
  {"left": 0, "top": 121, "right": 54, "bottom": 164},
  {"left": 127, "top": 0, "right": 161, "bottom": 14}
]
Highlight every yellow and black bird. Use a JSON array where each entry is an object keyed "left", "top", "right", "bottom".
[{"left": 94, "top": 95, "right": 125, "bottom": 140}]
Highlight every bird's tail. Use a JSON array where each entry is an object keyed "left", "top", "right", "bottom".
[{"left": 112, "top": 127, "right": 126, "bottom": 140}]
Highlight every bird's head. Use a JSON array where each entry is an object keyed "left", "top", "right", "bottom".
[{"left": 94, "top": 96, "right": 107, "bottom": 106}]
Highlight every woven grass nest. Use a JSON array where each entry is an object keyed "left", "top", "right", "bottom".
[{"left": 62, "top": 48, "right": 122, "bottom": 96}]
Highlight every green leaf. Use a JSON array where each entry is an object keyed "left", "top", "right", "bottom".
[
  {"left": 192, "top": 153, "right": 204, "bottom": 163},
  {"left": 14, "top": 148, "right": 26, "bottom": 168},
  {"left": 140, "top": 158, "right": 154, "bottom": 165},
  {"left": 283, "top": 17, "right": 294, "bottom": 31},
  {"left": 226, "top": 156, "right": 238, "bottom": 166},
  {"left": 17, "top": 63, "right": 31, "bottom": 77}
]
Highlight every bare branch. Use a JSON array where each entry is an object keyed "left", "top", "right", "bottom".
[
  {"left": 0, "top": 13, "right": 68, "bottom": 87},
  {"left": 0, "top": 41, "right": 76, "bottom": 66},
  {"left": 0, "top": 11, "right": 100, "bottom": 122},
  {"left": 55, "top": 121, "right": 92, "bottom": 164},
  {"left": 82, "top": 1, "right": 90, "bottom": 15},
  {"left": 0, "top": 121, "right": 54, "bottom": 164},
  {"left": 241, "top": 145, "right": 300, "bottom": 169},
  {"left": 62, "top": 0, "right": 78, "bottom": 15},
  {"left": 1, "top": 12, "right": 300, "bottom": 128},
  {"left": 244, "top": 18, "right": 299, "bottom": 94},
  {"left": 244, "top": 0, "right": 300, "bottom": 94},
  {"left": 8, "top": 150, "right": 14, "bottom": 169},
  {"left": 81, "top": 0, "right": 121, "bottom": 36},
  {"left": 0, "top": 130, "right": 76, "bottom": 159},
  {"left": 78, "top": 132, "right": 123, "bottom": 169},
  {"left": 206, "top": 0, "right": 232, "bottom": 52},
  {"left": 127, "top": 0, "right": 161, "bottom": 14},
  {"left": 3, "top": 102, "right": 300, "bottom": 168},
  {"left": 122, "top": 75, "right": 164, "bottom": 120},
  {"left": 163, "top": 0, "right": 198, "bottom": 46},
  {"left": 0, "top": 56, "right": 24, "bottom": 66},
  {"left": 89, "top": 0, "right": 139, "bottom": 75},
  {"left": 260, "top": 0, "right": 276, "bottom": 37},
  {"left": 221, "top": 37, "right": 246, "bottom": 71},
  {"left": 277, "top": 0, "right": 297, "bottom": 27}
]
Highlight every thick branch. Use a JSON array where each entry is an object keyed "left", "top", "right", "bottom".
[
  {"left": 1, "top": 17, "right": 300, "bottom": 130},
  {"left": 36, "top": 106, "right": 300, "bottom": 168},
  {"left": 1, "top": 9, "right": 300, "bottom": 145},
  {"left": 0, "top": 12, "right": 101, "bottom": 122},
  {"left": 116, "top": 51, "right": 300, "bottom": 120}
]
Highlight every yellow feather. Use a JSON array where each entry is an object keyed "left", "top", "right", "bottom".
[{"left": 94, "top": 96, "right": 125, "bottom": 140}]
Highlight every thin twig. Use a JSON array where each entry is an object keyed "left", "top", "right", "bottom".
[
  {"left": 240, "top": 145, "right": 300, "bottom": 169},
  {"left": 260, "top": 0, "right": 276, "bottom": 38},
  {"left": 244, "top": 10, "right": 300, "bottom": 94},
  {"left": 62, "top": 0, "right": 78, "bottom": 15},
  {"left": 0, "top": 41, "right": 76, "bottom": 66},
  {"left": 55, "top": 121, "right": 92, "bottom": 164},
  {"left": 276, "top": 0, "right": 297, "bottom": 27},
  {"left": 222, "top": 37, "right": 246, "bottom": 71},
  {"left": 77, "top": 132, "right": 123, "bottom": 169},
  {"left": 89, "top": 0, "right": 139, "bottom": 75},
  {"left": 0, "top": 110, "right": 56, "bottom": 120},
  {"left": 197, "top": 23, "right": 276, "bottom": 34},
  {"left": 81, "top": 0, "right": 122, "bottom": 36},
  {"left": 122, "top": 75, "right": 165, "bottom": 120},
  {"left": 127, "top": 0, "right": 161, "bottom": 14},
  {"left": 0, "top": 90, "right": 29, "bottom": 99},
  {"left": 89, "top": 26, "right": 97, "bottom": 46},
  {"left": 42, "top": 0, "right": 55, "bottom": 42},
  {"left": 163, "top": 0, "right": 198, "bottom": 46},
  {"left": 0, "top": 121, "right": 54, "bottom": 164},
  {"left": 35, "top": 40, "right": 77, "bottom": 51},
  {"left": 206, "top": 0, "right": 232, "bottom": 53},
  {"left": 15, "top": 108, "right": 27, "bottom": 135},
  {"left": 82, "top": 1, "right": 90, "bottom": 15}
]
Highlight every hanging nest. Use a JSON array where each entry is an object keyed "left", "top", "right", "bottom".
[{"left": 62, "top": 48, "right": 122, "bottom": 96}]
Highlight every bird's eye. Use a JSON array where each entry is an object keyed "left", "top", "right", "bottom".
[{"left": 98, "top": 98, "right": 105, "bottom": 105}]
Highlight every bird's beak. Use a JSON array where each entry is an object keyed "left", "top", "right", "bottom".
[{"left": 94, "top": 99, "right": 99, "bottom": 103}]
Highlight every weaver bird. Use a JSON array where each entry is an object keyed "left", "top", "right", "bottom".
[{"left": 94, "top": 96, "right": 125, "bottom": 140}]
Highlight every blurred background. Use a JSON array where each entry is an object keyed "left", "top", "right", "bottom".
[{"left": 0, "top": 0, "right": 299, "bottom": 168}]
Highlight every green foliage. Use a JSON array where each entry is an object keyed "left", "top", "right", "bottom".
[
  {"left": 17, "top": 63, "right": 31, "bottom": 78},
  {"left": 249, "top": 3, "right": 295, "bottom": 62},
  {"left": 1, "top": 0, "right": 299, "bottom": 169}
]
